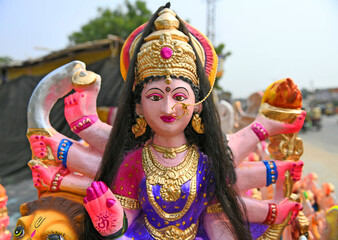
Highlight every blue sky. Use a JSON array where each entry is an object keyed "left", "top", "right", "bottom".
[{"left": 1, "top": 0, "right": 337, "bottom": 98}]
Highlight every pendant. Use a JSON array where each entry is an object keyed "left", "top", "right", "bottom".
[
  {"left": 163, "top": 149, "right": 176, "bottom": 159},
  {"left": 160, "top": 182, "right": 181, "bottom": 202}
]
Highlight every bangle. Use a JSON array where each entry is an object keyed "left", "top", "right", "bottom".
[
  {"left": 263, "top": 160, "right": 278, "bottom": 186},
  {"left": 101, "top": 212, "right": 128, "bottom": 239},
  {"left": 70, "top": 115, "right": 98, "bottom": 134},
  {"left": 57, "top": 139, "right": 73, "bottom": 168},
  {"left": 251, "top": 123, "right": 269, "bottom": 141},
  {"left": 263, "top": 203, "right": 278, "bottom": 225},
  {"left": 50, "top": 167, "right": 70, "bottom": 192}
]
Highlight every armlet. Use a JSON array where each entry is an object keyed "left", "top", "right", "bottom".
[
  {"left": 115, "top": 194, "right": 141, "bottom": 210},
  {"left": 206, "top": 203, "right": 223, "bottom": 214}
]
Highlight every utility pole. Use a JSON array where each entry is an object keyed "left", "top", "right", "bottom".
[{"left": 206, "top": 0, "right": 216, "bottom": 43}]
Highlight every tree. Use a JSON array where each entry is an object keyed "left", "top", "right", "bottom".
[
  {"left": 0, "top": 56, "right": 13, "bottom": 65},
  {"left": 300, "top": 88, "right": 312, "bottom": 100},
  {"left": 214, "top": 43, "right": 231, "bottom": 90},
  {"left": 68, "top": 0, "right": 152, "bottom": 44}
]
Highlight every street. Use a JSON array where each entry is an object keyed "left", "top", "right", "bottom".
[
  {"left": 4, "top": 115, "right": 338, "bottom": 233},
  {"left": 299, "top": 114, "right": 338, "bottom": 199}
]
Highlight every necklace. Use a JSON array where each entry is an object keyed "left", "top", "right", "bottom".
[
  {"left": 151, "top": 143, "right": 189, "bottom": 159},
  {"left": 143, "top": 144, "right": 199, "bottom": 202}
]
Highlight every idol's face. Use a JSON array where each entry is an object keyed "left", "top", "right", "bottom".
[
  {"left": 13, "top": 209, "right": 78, "bottom": 240},
  {"left": 139, "top": 78, "right": 196, "bottom": 138}
]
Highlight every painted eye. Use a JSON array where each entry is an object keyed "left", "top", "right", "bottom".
[
  {"left": 46, "top": 234, "right": 65, "bottom": 240},
  {"left": 173, "top": 94, "right": 187, "bottom": 101},
  {"left": 14, "top": 225, "right": 25, "bottom": 238},
  {"left": 146, "top": 93, "right": 163, "bottom": 101}
]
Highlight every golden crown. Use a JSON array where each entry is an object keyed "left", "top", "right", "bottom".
[{"left": 135, "top": 8, "right": 199, "bottom": 86}]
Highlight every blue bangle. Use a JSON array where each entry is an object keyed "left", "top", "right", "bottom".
[
  {"left": 263, "top": 160, "right": 278, "bottom": 186},
  {"left": 57, "top": 139, "right": 73, "bottom": 168}
]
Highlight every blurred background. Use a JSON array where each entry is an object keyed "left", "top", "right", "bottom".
[{"left": 0, "top": 0, "right": 337, "bottom": 235}]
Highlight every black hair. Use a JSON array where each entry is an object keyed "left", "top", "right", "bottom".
[{"left": 81, "top": 2, "right": 251, "bottom": 240}]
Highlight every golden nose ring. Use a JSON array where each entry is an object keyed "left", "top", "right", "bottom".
[{"left": 171, "top": 103, "right": 190, "bottom": 119}]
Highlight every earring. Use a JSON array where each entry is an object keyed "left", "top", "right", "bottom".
[
  {"left": 132, "top": 115, "right": 147, "bottom": 138},
  {"left": 192, "top": 114, "right": 204, "bottom": 134}
]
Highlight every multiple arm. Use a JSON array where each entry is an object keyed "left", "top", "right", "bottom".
[
  {"left": 27, "top": 64, "right": 307, "bottom": 238},
  {"left": 209, "top": 111, "right": 306, "bottom": 239},
  {"left": 227, "top": 112, "right": 306, "bottom": 167},
  {"left": 29, "top": 132, "right": 103, "bottom": 195},
  {"left": 235, "top": 160, "right": 303, "bottom": 193},
  {"left": 28, "top": 76, "right": 111, "bottom": 195}
]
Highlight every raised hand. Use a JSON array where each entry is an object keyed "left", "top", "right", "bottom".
[
  {"left": 30, "top": 165, "right": 62, "bottom": 192},
  {"left": 255, "top": 111, "right": 306, "bottom": 137},
  {"left": 275, "top": 160, "right": 304, "bottom": 185},
  {"left": 64, "top": 76, "right": 101, "bottom": 125},
  {"left": 29, "top": 134, "right": 65, "bottom": 160},
  {"left": 275, "top": 198, "right": 302, "bottom": 224},
  {"left": 84, "top": 181, "right": 124, "bottom": 236}
]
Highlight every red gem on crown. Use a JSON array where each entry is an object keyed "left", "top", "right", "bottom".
[{"left": 160, "top": 47, "right": 172, "bottom": 59}]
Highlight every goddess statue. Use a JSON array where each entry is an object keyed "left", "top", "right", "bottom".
[{"left": 17, "top": 3, "right": 307, "bottom": 240}]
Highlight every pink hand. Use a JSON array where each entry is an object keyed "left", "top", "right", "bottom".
[
  {"left": 255, "top": 111, "right": 306, "bottom": 136},
  {"left": 64, "top": 78, "right": 101, "bottom": 125},
  {"left": 29, "top": 134, "right": 64, "bottom": 160},
  {"left": 275, "top": 198, "right": 302, "bottom": 224},
  {"left": 29, "top": 135, "right": 48, "bottom": 158},
  {"left": 84, "top": 181, "right": 124, "bottom": 236},
  {"left": 275, "top": 160, "right": 304, "bottom": 185},
  {"left": 30, "top": 165, "right": 62, "bottom": 192}
]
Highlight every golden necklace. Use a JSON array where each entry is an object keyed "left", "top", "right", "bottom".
[
  {"left": 143, "top": 144, "right": 198, "bottom": 203},
  {"left": 151, "top": 143, "right": 189, "bottom": 159}
]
